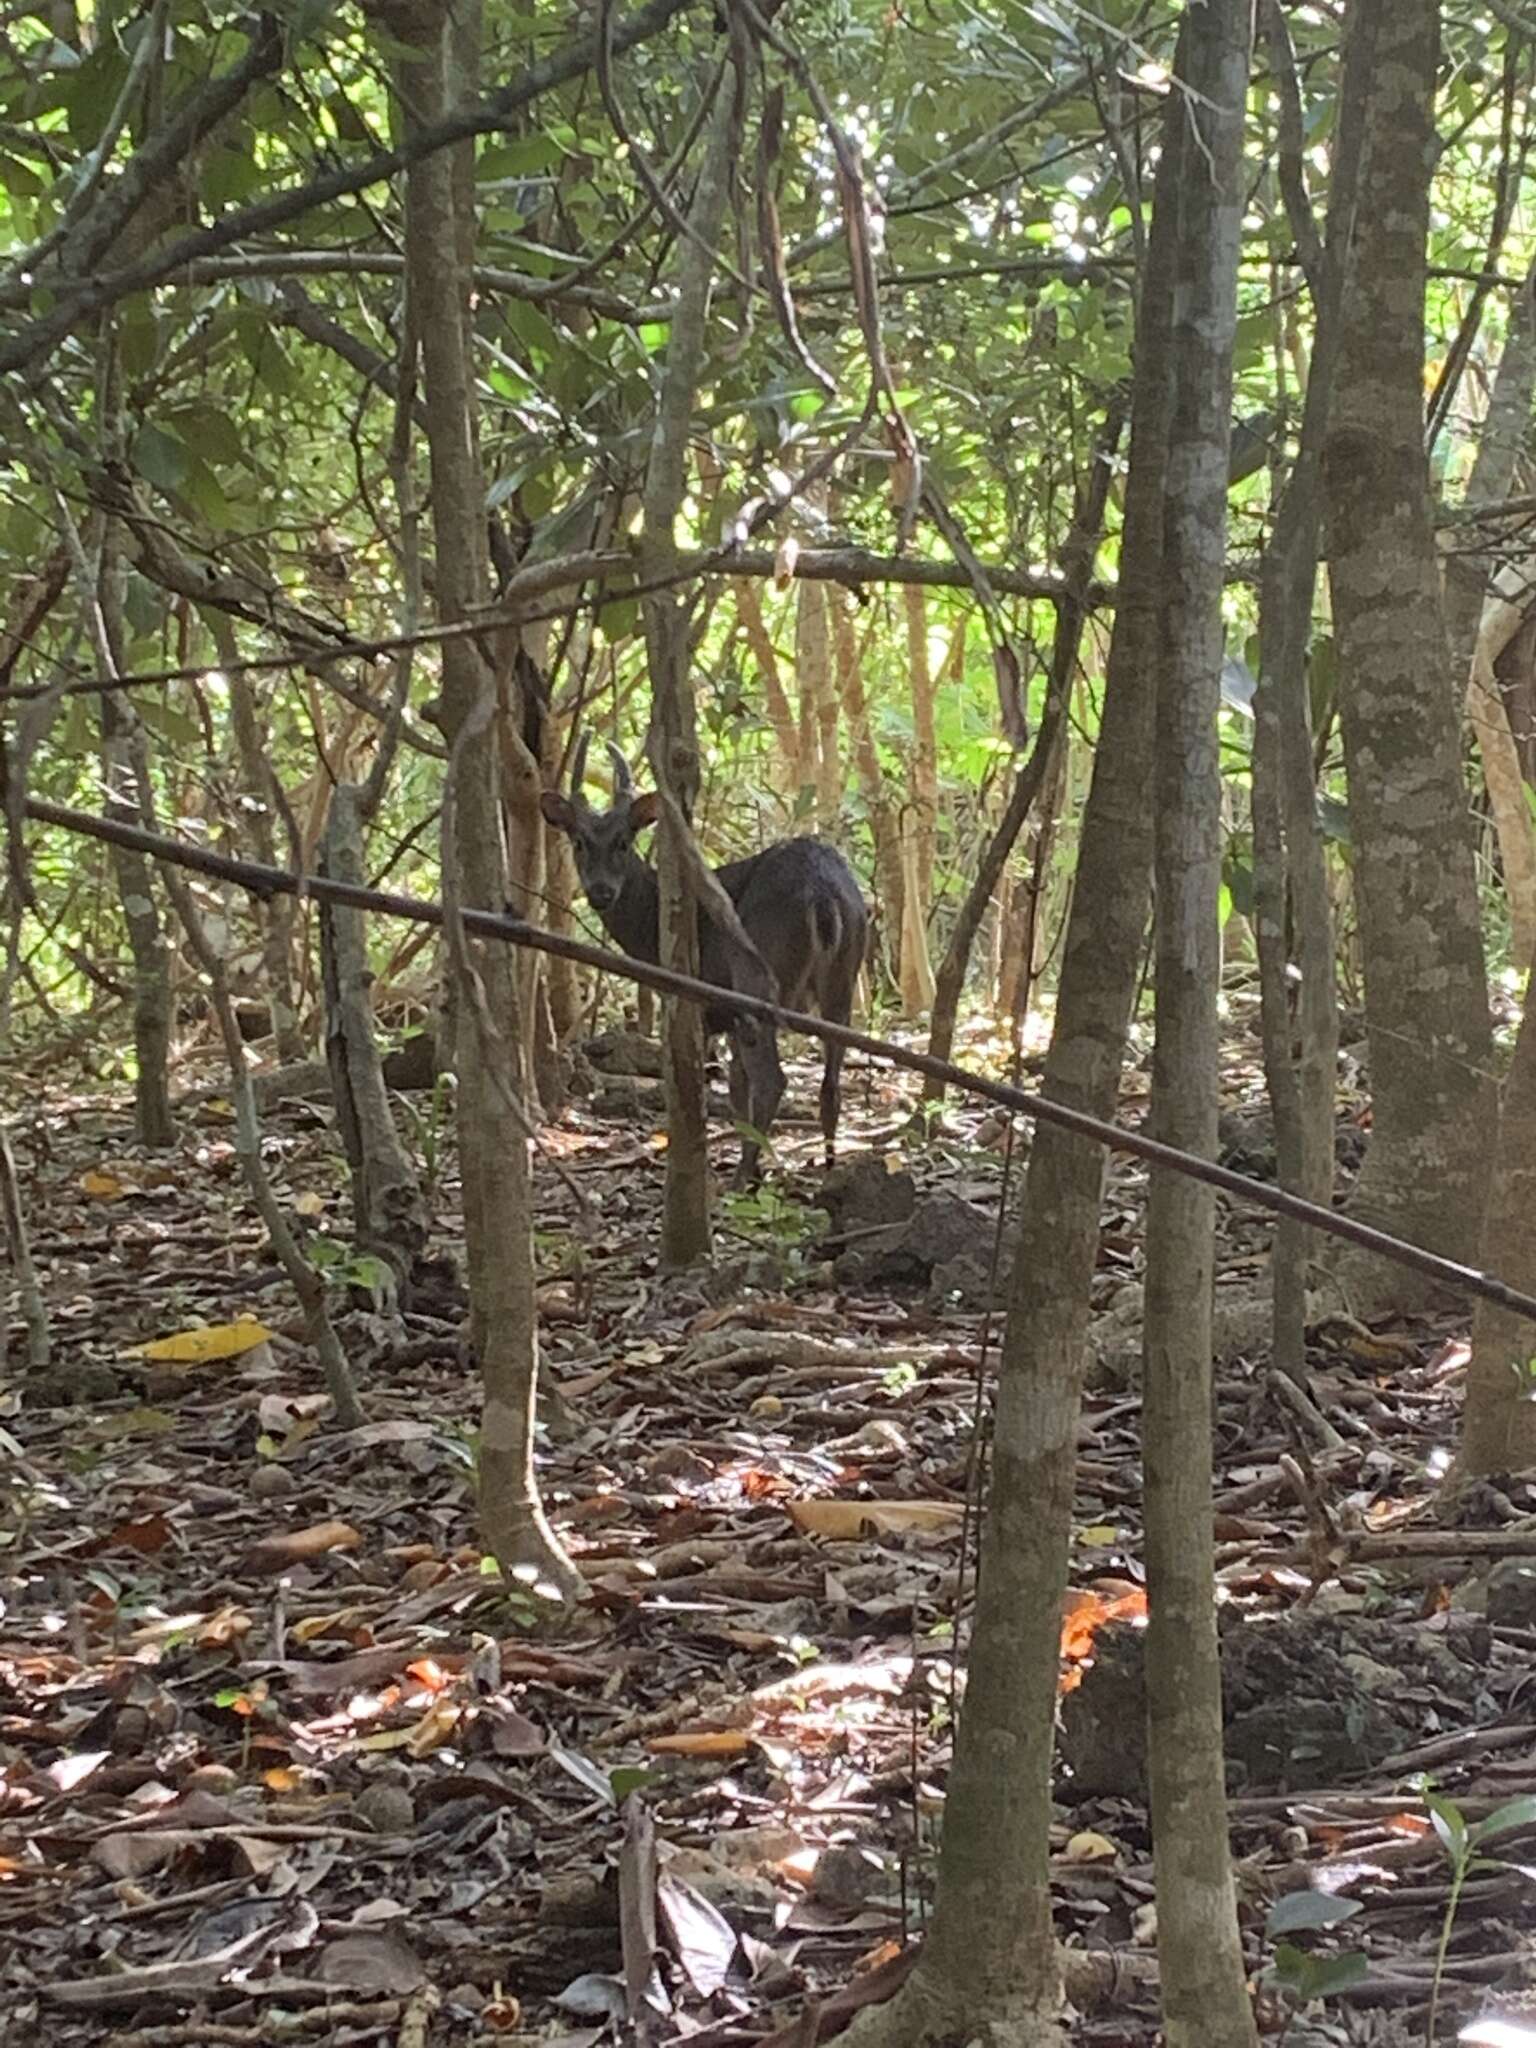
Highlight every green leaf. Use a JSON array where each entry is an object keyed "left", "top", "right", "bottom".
[
  {"left": 1266, "top": 1890, "right": 1363, "bottom": 1936},
  {"left": 119, "top": 304, "right": 161, "bottom": 378},
  {"left": 1469, "top": 1794, "right": 1536, "bottom": 1846},
  {"left": 638, "top": 320, "right": 671, "bottom": 354},
  {"left": 132, "top": 422, "right": 189, "bottom": 491},
  {"left": 504, "top": 300, "right": 559, "bottom": 364},
  {"left": 597, "top": 597, "right": 639, "bottom": 643},
  {"left": 169, "top": 406, "right": 247, "bottom": 471},
  {"left": 1425, "top": 1790, "right": 1469, "bottom": 1861},
  {"left": 136, "top": 697, "right": 201, "bottom": 749},
  {"left": 478, "top": 132, "right": 563, "bottom": 178},
  {"left": 0, "top": 150, "right": 45, "bottom": 198},
  {"left": 183, "top": 459, "right": 234, "bottom": 528},
  {"left": 608, "top": 1764, "right": 655, "bottom": 1802}
]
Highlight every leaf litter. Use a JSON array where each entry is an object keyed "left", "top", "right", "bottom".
[{"left": 3, "top": 1008, "right": 1536, "bottom": 2045}]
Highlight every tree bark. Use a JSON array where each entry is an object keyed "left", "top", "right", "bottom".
[
  {"left": 832, "top": 590, "right": 906, "bottom": 993},
  {"left": 318, "top": 782, "right": 429, "bottom": 1297},
  {"left": 1141, "top": 10, "right": 1257, "bottom": 2046},
  {"left": 399, "top": 2, "right": 580, "bottom": 1596},
  {"left": 1322, "top": 0, "right": 1495, "bottom": 1304},
  {"left": 1451, "top": 955, "right": 1536, "bottom": 1485},
  {"left": 735, "top": 578, "right": 801, "bottom": 796},
  {"left": 838, "top": 40, "right": 1181, "bottom": 2048},
  {"left": 1251, "top": 0, "right": 1364, "bottom": 1380},
  {"left": 906, "top": 584, "right": 939, "bottom": 1008},
  {"left": 923, "top": 405, "right": 1121, "bottom": 1092},
  {"left": 1446, "top": 258, "right": 1536, "bottom": 967},
  {"left": 641, "top": 66, "right": 742, "bottom": 1265}
]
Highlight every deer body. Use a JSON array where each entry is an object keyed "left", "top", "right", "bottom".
[{"left": 542, "top": 742, "right": 867, "bottom": 1181}]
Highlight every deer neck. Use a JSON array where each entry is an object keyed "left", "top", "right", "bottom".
[{"left": 600, "top": 857, "right": 661, "bottom": 962}]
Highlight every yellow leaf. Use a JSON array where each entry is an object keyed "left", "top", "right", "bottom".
[
  {"left": 786, "top": 1499, "right": 964, "bottom": 1540},
  {"left": 1078, "top": 1524, "right": 1119, "bottom": 1547},
  {"left": 1062, "top": 1830, "right": 1119, "bottom": 1864},
  {"left": 124, "top": 1318, "right": 274, "bottom": 1364},
  {"left": 406, "top": 1699, "right": 463, "bottom": 1756},
  {"left": 81, "top": 1170, "right": 127, "bottom": 1201},
  {"left": 293, "top": 1190, "right": 326, "bottom": 1218}
]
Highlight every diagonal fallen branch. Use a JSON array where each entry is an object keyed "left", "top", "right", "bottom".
[{"left": 18, "top": 790, "right": 1536, "bottom": 1325}]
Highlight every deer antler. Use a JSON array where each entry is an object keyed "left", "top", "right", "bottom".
[
  {"left": 568, "top": 730, "right": 592, "bottom": 800},
  {"left": 605, "top": 741, "right": 635, "bottom": 806}
]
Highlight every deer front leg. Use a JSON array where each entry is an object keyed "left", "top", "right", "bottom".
[{"left": 730, "top": 1018, "right": 785, "bottom": 1187}]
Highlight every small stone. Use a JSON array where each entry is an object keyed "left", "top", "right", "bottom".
[
  {"left": 251, "top": 1463, "right": 297, "bottom": 1500},
  {"left": 806, "top": 1841, "right": 884, "bottom": 1907},
  {"left": 183, "top": 1763, "right": 241, "bottom": 1795},
  {"left": 1488, "top": 1560, "right": 1536, "bottom": 1630},
  {"left": 353, "top": 1783, "right": 416, "bottom": 1835}
]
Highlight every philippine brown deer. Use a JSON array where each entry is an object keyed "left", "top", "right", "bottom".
[{"left": 541, "top": 737, "right": 868, "bottom": 1181}]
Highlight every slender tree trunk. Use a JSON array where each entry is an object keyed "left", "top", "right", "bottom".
[
  {"left": 906, "top": 584, "right": 939, "bottom": 1004},
  {"left": 1447, "top": 258, "right": 1536, "bottom": 966},
  {"left": 210, "top": 603, "right": 305, "bottom": 1064},
  {"left": 798, "top": 576, "right": 841, "bottom": 831},
  {"left": 1451, "top": 954, "right": 1536, "bottom": 1484},
  {"left": 92, "top": 510, "right": 174, "bottom": 1149},
  {"left": 839, "top": 44, "right": 1182, "bottom": 2048},
  {"left": 396, "top": 0, "right": 579, "bottom": 1596},
  {"left": 924, "top": 405, "right": 1122, "bottom": 1092},
  {"left": 1141, "top": 9, "right": 1257, "bottom": 2045},
  {"left": 641, "top": 67, "right": 741, "bottom": 1267},
  {"left": 832, "top": 591, "right": 905, "bottom": 990},
  {"left": 318, "top": 783, "right": 428, "bottom": 1296},
  {"left": 1, "top": 1126, "right": 50, "bottom": 1371},
  {"left": 735, "top": 578, "right": 801, "bottom": 796},
  {"left": 1322, "top": 0, "right": 1494, "bottom": 1304},
  {"left": 1251, "top": 0, "right": 1364, "bottom": 1381}
]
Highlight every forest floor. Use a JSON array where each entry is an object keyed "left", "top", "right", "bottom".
[{"left": 3, "top": 1002, "right": 1534, "bottom": 2048}]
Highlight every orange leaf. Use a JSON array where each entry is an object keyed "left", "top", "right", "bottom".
[
  {"left": 243, "top": 1521, "right": 363, "bottom": 1574},
  {"left": 646, "top": 1729, "right": 752, "bottom": 1758}
]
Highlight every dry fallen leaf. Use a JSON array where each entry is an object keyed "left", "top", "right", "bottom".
[
  {"left": 646, "top": 1729, "right": 752, "bottom": 1759},
  {"left": 242, "top": 1521, "right": 363, "bottom": 1573},
  {"left": 786, "top": 1499, "right": 964, "bottom": 1540},
  {"left": 123, "top": 1318, "right": 274, "bottom": 1365}
]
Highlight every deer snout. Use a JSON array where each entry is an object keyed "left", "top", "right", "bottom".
[{"left": 587, "top": 879, "right": 618, "bottom": 911}]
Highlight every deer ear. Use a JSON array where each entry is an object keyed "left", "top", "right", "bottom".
[
  {"left": 628, "top": 791, "right": 660, "bottom": 830},
  {"left": 540, "top": 790, "right": 577, "bottom": 831}
]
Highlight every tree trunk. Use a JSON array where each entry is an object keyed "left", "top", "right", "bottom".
[
  {"left": 735, "top": 578, "right": 801, "bottom": 797},
  {"left": 1140, "top": 9, "right": 1257, "bottom": 2046},
  {"left": 924, "top": 405, "right": 1122, "bottom": 1093},
  {"left": 1451, "top": 955, "right": 1536, "bottom": 1484},
  {"left": 1, "top": 1125, "right": 50, "bottom": 1371},
  {"left": 832, "top": 590, "right": 906, "bottom": 993},
  {"left": 640, "top": 66, "right": 741, "bottom": 1267},
  {"left": 839, "top": 41, "right": 1182, "bottom": 2048},
  {"left": 398, "top": 0, "right": 579, "bottom": 1598},
  {"left": 318, "top": 781, "right": 428, "bottom": 1298},
  {"left": 211, "top": 604, "right": 305, "bottom": 1064},
  {"left": 1322, "top": 0, "right": 1495, "bottom": 1304},
  {"left": 907, "top": 584, "right": 939, "bottom": 995},
  {"left": 1446, "top": 258, "right": 1536, "bottom": 968},
  {"left": 1251, "top": 0, "right": 1363, "bottom": 1381},
  {"left": 796, "top": 575, "right": 840, "bottom": 831},
  {"left": 97, "top": 531, "right": 174, "bottom": 1151}
]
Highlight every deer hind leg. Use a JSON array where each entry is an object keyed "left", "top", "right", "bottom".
[
  {"left": 818, "top": 964, "right": 857, "bottom": 1170},
  {"left": 730, "top": 1016, "right": 785, "bottom": 1187}
]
